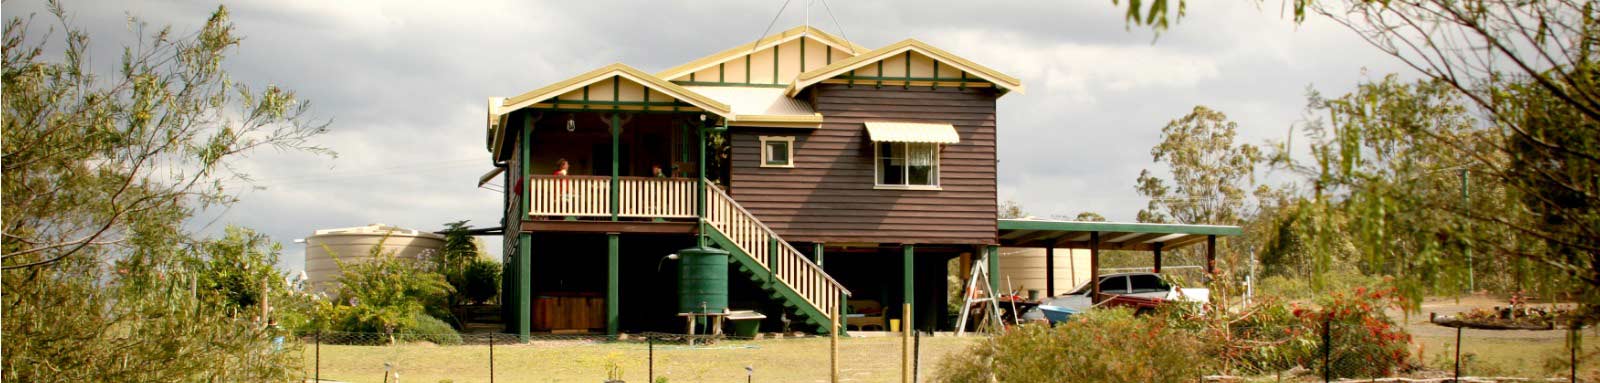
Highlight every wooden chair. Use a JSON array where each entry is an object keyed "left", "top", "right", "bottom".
[{"left": 845, "top": 299, "right": 887, "bottom": 331}]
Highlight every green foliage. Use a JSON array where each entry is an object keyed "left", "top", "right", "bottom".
[
  {"left": 1, "top": 3, "right": 327, "bottom": 381},
  {"left": 1121, "top": 0, "right": 1600, "bottom": 320},
  {"left": 1136, "top": 105, "right": 1265, "bottom": 226},
  {"left": 935, "top": 309, "right": 1212, "bottom": 383},
  {"left": 324, "top": 239, "right": 456, "bottom": 336},
  {"left": 998, "top": 198, "right": 1028, "bottom": 219},
  {"left": 460, "top": 258, "right": 502, "bottom": 305},
  {"left": 192, "top": 227, "right": 285, "bottom": 310},
  {"left": 437, "top": 220, "right": 500, "bottom": 306},
  {"left": 395, "top": 313, "right": 463, "bottom": 345},
  {"left": 1072, "top": 211, "right": 1107, "bottom": 221}
]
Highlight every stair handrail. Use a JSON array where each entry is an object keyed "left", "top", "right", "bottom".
[{"left": 704, "top": 181, "right": 849, "bottom": 294}]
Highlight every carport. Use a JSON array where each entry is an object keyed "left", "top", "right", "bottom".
[{"left": 996, "top": 219, "right": 1243, "bottom": 303}]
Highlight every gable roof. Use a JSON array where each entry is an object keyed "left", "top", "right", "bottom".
[
  {"left": 500, "top": 63, "right": 732, "bottom": 116},
  {"left": 487, "top": 63, "right": 735, "bottom": 159},
  {"left": 785, "top": 39, "right": 1024, "bottom": 97},
  {"left": 655, "top": 25, "right": 870, "bottom": 82}
]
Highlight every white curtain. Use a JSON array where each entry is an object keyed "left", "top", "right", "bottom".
[{"left": 907, "top": 143, "right": 937, "bottom": 167}]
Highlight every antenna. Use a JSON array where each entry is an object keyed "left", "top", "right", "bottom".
[
  {"left": 750, "top": 0, "right": 795, "bottom": 53},
  {"left": 818, "top": 0, "right": 854, "bottom": 53}
]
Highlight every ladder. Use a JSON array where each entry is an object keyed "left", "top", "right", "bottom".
[{"left": 955, "top": 253, "right": 1005, "bottom": 336}]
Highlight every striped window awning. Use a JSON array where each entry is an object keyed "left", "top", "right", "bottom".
[{"left": 864, "top": 121, "right": 960, "bottom": 144}]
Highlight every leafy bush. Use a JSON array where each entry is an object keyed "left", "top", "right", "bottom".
[
  {"left": 937, "top": 286, "right": 1415, "bottom": 381},
  {"left": 394, "top": 313, "right": 462, "bottom": 345},
  {"left": 934, "top": 309, "right": 1211, "bottom": 383},
  {"left": 459, "top": 259, "right": 501, "bottom": 305},
  {"left": 299, "top": 239, "right": 458, "bottom": 341}
]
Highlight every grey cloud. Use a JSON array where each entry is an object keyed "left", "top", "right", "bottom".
[{"left": 8, "top": 0, "right": 1419, "bottom": 271}]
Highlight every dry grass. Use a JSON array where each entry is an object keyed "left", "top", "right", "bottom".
[{"left": 297, "top": 335, "right": 979, "bottom": 383}]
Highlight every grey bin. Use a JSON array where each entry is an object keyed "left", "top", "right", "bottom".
[{"left": 726, "top": 310, "right": 767, "bottom": 338}]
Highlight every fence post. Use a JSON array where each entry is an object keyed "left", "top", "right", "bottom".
[
  {"left": 902, "top": 303, "right": 912, "bottom": 383},
  {"left": 489, "top": 333, "right": 496, "bottom": 383},
  {"left": 913, "top": 329, "right": 922, "bottom": 383},
  {"left": 1322, "top": 316, "right": 1332, "bottom": 383},
  {"left": 831, "top": 305, "right": 840, "bottom": 383},
  {"left": 315, "top": 330, "right": 321, "bottom": 383},
  {"left": 649, "top": 335, "right": 655, "bottom": 383},
  {"left": 1454, "top": 326, "right": 1462, "bottom": 381},
  {"left": 1571, "top": 322, "right": 1581, "bottom": 383}
]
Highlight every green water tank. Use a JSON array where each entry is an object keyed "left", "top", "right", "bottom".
[{"left": 676, "top": 245, "right": 730, "bottom": 314}]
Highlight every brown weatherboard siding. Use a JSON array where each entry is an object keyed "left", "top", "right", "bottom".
[{"left": 729, "top": 84, "right": 998, "bottom": 245}]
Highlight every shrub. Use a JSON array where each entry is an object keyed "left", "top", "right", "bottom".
[
  {"left": 394, "top": 313, "right": 462, "bottom": 345},
  {"left": 934, "top": 309, "right": 1211, "bottom": 383},
  {"left": 1291, "top": 286, "right": 1414, "bottom": 378},
  {"left": 459, "top": 259, "right": 501, "bottom": 305}
]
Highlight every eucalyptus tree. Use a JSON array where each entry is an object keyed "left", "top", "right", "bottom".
[
  {"left": 2, "top": 2, "right": 328, "bottom": 380},
  {"left": 1116, "top": 0, "right": 1600, "bottom": 313}
]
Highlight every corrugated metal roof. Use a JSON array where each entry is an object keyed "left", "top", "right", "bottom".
[
  {"left": 683, "top": 86, "right": 817, "bottom": 117},
  {"left": 864, "top": 121, "right": 961, "bottom": 144}
]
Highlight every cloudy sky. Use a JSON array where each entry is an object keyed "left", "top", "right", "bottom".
[{"left": 7, "top": 0, "right": 1415, "bottom": 272}]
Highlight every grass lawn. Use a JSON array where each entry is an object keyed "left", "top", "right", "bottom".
[
  {"left": 298, "top": 335, "right": 980, "bottom": 383},
  {"left": 1398, "top": 296, "right": 1595, "bottom": 379},
  {"left": 1411, "top": 328, "right": 1592, "bottom": 378}
]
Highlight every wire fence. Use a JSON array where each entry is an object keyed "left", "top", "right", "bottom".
[
  {"left": 292, "top": 323, "right": 1580, "bottom": 383},
  {"left": 296, "top": 330, "right": 966, "bottom": 383}
]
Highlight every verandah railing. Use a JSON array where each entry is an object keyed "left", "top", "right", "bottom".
[
  {"left": 705, "top": 183, "right": 847, "bottom": 322},
  {"left": 525, "top": 175, "right": 696, "bottom": 218}
]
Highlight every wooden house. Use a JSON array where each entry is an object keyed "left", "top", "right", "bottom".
[{"left": 482, "top": 26, "right": 1237, "bottom": 337}]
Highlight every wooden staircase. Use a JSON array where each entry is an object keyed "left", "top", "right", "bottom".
[{"left": 702, "top": 182, "right": 849, "bottom": 333}]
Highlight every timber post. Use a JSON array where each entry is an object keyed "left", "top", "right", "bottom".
[
  {"left": 902, "top": 244, "right": 915, "bottom": 331},
  {"left": 1090, "top": 232, "right": 1101, "bottom": 305},
  {"left": 1153, "top": 242, "right": 1164, "bottom": 274},
  {"left": 1045, "top": 246, "right": 1055, "bottom": 296},
  {"left": 609, "top": 112, "right": 620, "bottom": 221},
  {"left": 606, "top": 232, "right": 620, "bottom": 335}
]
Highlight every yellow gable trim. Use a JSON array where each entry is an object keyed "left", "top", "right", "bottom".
[
  {"left": 655, "top": 25, "right": 870, "bottom": 81},
  {"left": 785, "top": 39, "right": 1025, "bottom": 97},
  {"left": 499, "top": 63, "right": 732, "bottom": 116}
]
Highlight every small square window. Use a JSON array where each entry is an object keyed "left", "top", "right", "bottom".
[{"left": 760, "top": 136, "right": 794, "bottom": 168}]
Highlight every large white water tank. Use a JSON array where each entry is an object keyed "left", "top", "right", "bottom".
[
  {"left": 302, "top": 223, "right": 445, "bottom": 295},
  {"left": 995, "top": 247, "right": 1092, "bottom": 298}
]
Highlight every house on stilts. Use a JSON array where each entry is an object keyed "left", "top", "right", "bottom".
[{"left": 481, "top": 25, "right": 1242, "bottom": 337}]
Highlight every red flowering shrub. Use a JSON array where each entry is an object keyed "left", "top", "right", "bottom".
[{"left": 1291, "top": 286, "right": 1414, "bottom": 378}]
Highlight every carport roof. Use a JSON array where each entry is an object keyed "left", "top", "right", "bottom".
[{"left": 997, "top": 219, "right": 1243, "bottom": 251}]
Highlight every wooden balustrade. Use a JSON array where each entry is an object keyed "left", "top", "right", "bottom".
[
  {"left": 526, "top": 175, "right": 698, "bottom": 219},
  {"left": 706, "top": 183, "right": 847, "bottom": 321},
  {"left": 618, "top": 177, "right": 697, "bottom": 218},
  {"left": 526, "top": 175, "right": 611, "bottom": 217}
]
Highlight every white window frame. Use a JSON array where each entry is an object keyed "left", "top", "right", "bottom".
[
  {"left": 873, "top": 141, "right": 942, "bottom": 190},
  {"left": 759, "top": 136, "right": 795, "bottom": 168}
]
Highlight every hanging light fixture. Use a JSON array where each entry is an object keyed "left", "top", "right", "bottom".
[{"left": 566, "top": 114, "right": 577, "bottom": 132}]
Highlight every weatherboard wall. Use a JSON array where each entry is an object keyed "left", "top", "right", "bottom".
[{"left": 727, "top": 84, "right": 999, "bottom": 245}]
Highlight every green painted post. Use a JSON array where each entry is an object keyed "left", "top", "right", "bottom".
[
  {"left": 610, "top": 113, "right": 620, "bottom": 221},
  {"left": 903, "top": 244, "right": 915, "bottom": 330},
  {"left": 517, "top": 233, "right": 532, "bottom": 341},
  {"left": 607, "top": 233, "right": 620, "bottom": 335},
  {"left": 813, "top": 243, "right": 824, "bottom": 267},
  {"left": 521, "top": 119, "right": 532, "bottom": 217}
]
